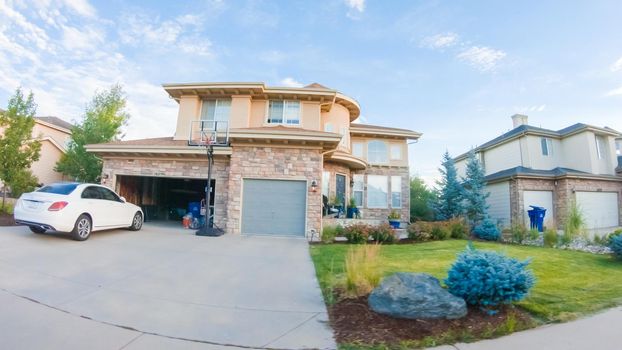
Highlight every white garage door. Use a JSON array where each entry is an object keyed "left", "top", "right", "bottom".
[
  {"left": 523, "top": 190, "right": 554, "bottom": 228},
  {"left": 576, "top": 192, "right": 619, "bottom": 229},
  {"left": 241, "top": 179, "right": 307, "bottom": 236}
]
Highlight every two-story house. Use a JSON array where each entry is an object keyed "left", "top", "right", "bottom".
[
  {"left": 86, "top": 82, "right": 421, "bottom": 236},
  {"left": 455, "top": 114, "right": 622, "bottom": 232}
]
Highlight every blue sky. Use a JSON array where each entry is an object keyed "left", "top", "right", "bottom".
[{"left": 1, "top": 0, "right": 621, "bottom": 185}]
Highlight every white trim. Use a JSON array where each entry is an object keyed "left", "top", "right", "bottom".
[{"left": 265, "top": 100, "right": 302, "bottom": 126}]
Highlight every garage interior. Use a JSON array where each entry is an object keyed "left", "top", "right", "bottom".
[{"left": 116, "top": 175, "right": 214, "bottom": 222}]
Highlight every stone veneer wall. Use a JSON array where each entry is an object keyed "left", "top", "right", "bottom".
[
  {"left": 511, "top": 177, "right": 622, "bottom": 229},
  {"left": 356, "top": 166, "right": 410, "bottom": 222},
  {"left": 225, "top": 146, "right": 322, "bottom": 235},
  {"left": 101, "top": 157, "right": 230, "bottom": 230}
]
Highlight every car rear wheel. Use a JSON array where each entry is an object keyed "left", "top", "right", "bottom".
[
  {"left": 29, "top": 226, "right": 46, "bottom": 234},
  {"left": 71, "top": 214, "right": 92, "bottom": 241},
  {"left": 129, "top": 212, "right": 143, "bottom": 231}
]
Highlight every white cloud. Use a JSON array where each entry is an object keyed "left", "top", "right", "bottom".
[
  {"left": 345, "top": 0, "right": 365, "bottom": 12},
  {"left": 258, "top": 50, "right": 286, "bottom": 64},
  {"left": 457, "top": 46, "right": 506, "bottom": 72},
  {"left": 280, "top": 77, "right": 303, "bottom": 88},
  {"left": 61, "top": 25, "right": 104, "bottom": 51},
  {"left": 606, "top": 86, "right": 622, "bottom": 97},
  {"left": 611, "top": 56, "right": 622, "bottom": 72},
  {"left": 61, "top": 0, "right": 96, "bottom": 17},
  {"left": 514, "top": 104, "right": 547, "bottom": 113},
  {"left": 420, "top": 32, "right": 458, "bottom": 49}
]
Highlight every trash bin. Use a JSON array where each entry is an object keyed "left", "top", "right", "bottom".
[{"left": 528, "top": 205, "right": 546, "bottom": 232}]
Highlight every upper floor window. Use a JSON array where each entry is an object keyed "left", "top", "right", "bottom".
[
  {"left": 390, "top": 144, "right": 402, "bottom": 160},
  {"left": 201, "top": 99, "right": 231, "bottom": 123},
  {"left": 368, "top": 140, "right": 388, "bottom": 164},
  {"left": 616, "top": 140, "right": 621, "bottom": 156},
  {"left": 352, "top": 142, "right": 364, "bottom": 158},
  {"left": 541, "top": 137, "right": 553, "bottom": 156},
  {"left": 267, "top": 100, "right": 300, "bottom": 125},
  {"left": 596, "top": 135, "right": 607, "bottom": 159}
]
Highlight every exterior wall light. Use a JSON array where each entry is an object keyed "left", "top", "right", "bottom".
[{"left": 310, "top": 180, "right": 318, "bottom": 192}]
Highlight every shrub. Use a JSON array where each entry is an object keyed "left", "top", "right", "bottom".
[
  {"left": 449, "top": 218, "right": 468, "bottom": 239},
  {"left": 406, "top": 223, "right": 431, "bottom": 241},
  {"left": 344, "top": 244, "right": 382, "bottom": 297},
  {"left": 343, "top": 223, "right": 371, "bottom": 244},
  {"left": 430, "top": 223, "right": 451, "bottom": 240},
  {"left": 0, "top": 202, "right": 14, "bottom": 215},
  {"left": 528, "top": 228, "right": 540, "bottom": 240},
  {"left": 473, "top": 219, "right": 500, "bottom": 241},
  {"left": 321, "top": 225, "right": 340, "bottom": 243},
  {"left": 609, "top": 235, "right": 622, "bottom": 259},
  {"left": 607, "top": 229, "right": 622, "bottom": 246},
  {"left": 370, "top": 223, "right": 396, "bottom": 243},
  {"left": 445, "top": 244, "right": 535, "bottom": 308},
  {"left": 510, "top": 225, "right": 528, "bottom": 243},
  {"left": 564, "top": 200, "right": 585, "bottom": 239},
  {"left": 543, "top": 229, "right": 558, "bottom": 247}
]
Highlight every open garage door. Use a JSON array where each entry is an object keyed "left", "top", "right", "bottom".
[
  {"left": 576, "top": 191, "right": 619, "bottom": 229},
  {"left": 241, "top": 179, "right": 307, "bottom": 236}
]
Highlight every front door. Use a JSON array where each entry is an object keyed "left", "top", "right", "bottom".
[{"left": 336, "top": 174, "right": 346, "bottom": 208}]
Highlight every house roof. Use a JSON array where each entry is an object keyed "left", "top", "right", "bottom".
[
  {"left": 35, "top": 116, "right": 73, "bottom": 131},
  {"left": 95, "top": 137, "right": 185, "bottom": 147},
  {"left": 304, "top": 82, "right": 331, "bottom": 89},
  {"left": 456, "top": 123, "right": 622, "bottom": 161},
  {"left": 350, "top": 123, "right": 422, "bottom": 139},
  {"left": 485, "top": 166, "right": 622, "bottom": 183}
]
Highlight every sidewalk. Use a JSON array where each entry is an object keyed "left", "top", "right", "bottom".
[{"left": 431, "top": 307, "right": 622, "bottom": 350}]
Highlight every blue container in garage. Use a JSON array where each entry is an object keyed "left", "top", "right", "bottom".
[
  {"left": 527, "top": 205, "right": 546, "bottom": 232},
  {"left": 188, "top": 202, "right": 201, "bottom": 218}
]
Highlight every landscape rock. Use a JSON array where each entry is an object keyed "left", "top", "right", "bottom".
[{"left": 368, "top": 272, "right": 467, "bottom": 320}]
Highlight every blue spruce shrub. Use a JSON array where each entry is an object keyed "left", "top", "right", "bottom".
[
  {"left": 445, "top": 244, "right": 535, "bottom": 308},
  {"left": 473, "top": 219, "right": 500, "bottom": 241},
  {"left": 609, "top": 234, "right": 622, "bottom": 259}
]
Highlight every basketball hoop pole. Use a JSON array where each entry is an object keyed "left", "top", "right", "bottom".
[{"left": 196, "top": 143, "right": 224, "bottom": 236}]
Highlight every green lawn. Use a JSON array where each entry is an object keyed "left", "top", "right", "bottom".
[{"left": 310, "top": 240, "right": 622, "bottom": 322}]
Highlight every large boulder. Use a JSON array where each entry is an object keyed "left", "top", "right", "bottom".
[{"left": 368, "top": 272, "right": 467, "bottom": 320}]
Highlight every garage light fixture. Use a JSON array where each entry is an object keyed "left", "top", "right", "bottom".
[{"left": 310, "top": 180, "right": 318, "bottom": 192}]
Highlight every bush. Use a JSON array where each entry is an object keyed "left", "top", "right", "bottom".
[
  {"left": 369, "top": 223, "right": 396, "bottom": 243},
  {"left": 607, "top": 229, "right": 622, "bottom": 246},
  {"left": 528, "top": 228, "right": 540, "bottom": 240},
  {"left": 449, "top": 218, "right": 468, "bottom": 239},
  {"left": 609, "top": 234, "right": 622, "bottom": 259},
  {"left": 321, "top": 225, "right": 340, "bottom": 243},
  {"left": 510, "top": 225, "right": 528, "bottom": 243},
  {"left": 445, "top": 244, "right": 535, "bottom": 308},
  {"left": 0, "top": 202, "right": 14, "bottom": 215},
  {"left": 543, "top": 229, "right": 558, "bottom": 248},
  {"left": 430, "top": 223, "right": 451, "bottom": 240},
  {"left": 564, "top": 200, "right": 585, "bottom": 239},
  {"left": 473, "top": 219, "right": 500, "bottom": 241},
  {"left": 345, "top": 244, "right": 382, "bottom": 297},
  {"left": 406, "top": 222, "right": 431, "bottom": 241},
  {"left": 343, "top": 223, "right": 371, "bottom": 244}
]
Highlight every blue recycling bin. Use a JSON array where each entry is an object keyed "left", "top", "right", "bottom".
[{"left": 527, "top": 206, "right": 546, "bottom": 232}]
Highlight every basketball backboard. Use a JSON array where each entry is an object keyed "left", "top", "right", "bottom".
[{"left": 188, "top": 120, "right": 229, "bottom": 146}]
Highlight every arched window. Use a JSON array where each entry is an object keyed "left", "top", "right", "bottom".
[{"left": 367, "top": 140, "right": 388, "bottom": 164}]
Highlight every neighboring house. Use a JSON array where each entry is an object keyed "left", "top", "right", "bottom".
[
  {"left": 86, "top": 82, "right": 421, "bottom": 236},
  {"left": 0, "top": 113, "right": 72, "bottom": 187},
  {"left": 455, "top": 114, "right": 622, "bottom": 232}
]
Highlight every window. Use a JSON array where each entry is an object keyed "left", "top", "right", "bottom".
[
  {"left": 367, "top": 175, "right": 388, "bottom": 208},
  {"left": 390, "top": 144, "right": 402, "bottom": 160},
  {"left": 81, "top": 186, "right": 102, "bottom": 199},
  {"left": 541, "top": 137, "right": 553, "bottom": 156},
  {"left": 324, "top": 123, "right": 333, "bottom": 132},
  {"left": 201, "top": 99, "right": 230, "bottom": 133},
  {"left": 616, "top": 140, "right": 621, "bottom": 155},
  {"left": 97, "top": 187, "right": 121, "bottom": 202},
  {"left": 322, "top": 171, "right": 330, "bottom": 197},
  {"left": 267, "top": 100, "right": 300, "bottom": 125},
  {"left": 596, "top": 136, "right": 607, "bottom": 159},
  {"left": 391, "top": 176, "right": 402, "bottom": 208},
  {"left": 352, "top": 142, "right": 364, "bottom": 158},
  {"left": 339, "top": 127, "right": 348, "bottom": 147},
  {"left": 368, "top": 140, "right": 388, "bottom": 164},
  {"left": 38, "top": 183, "right": 78, "bottom": 195},
  {"left": 353, "top": 175, "right": 364, "bottom": 207}
]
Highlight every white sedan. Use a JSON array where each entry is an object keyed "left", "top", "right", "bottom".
[{"left": 14, "top": 183, "right": 143, "bottom": 241}]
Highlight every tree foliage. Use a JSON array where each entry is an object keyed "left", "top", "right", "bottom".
[
  {"left": 0, "top": 88, "right": 41, "bottom": 207},
  {"left": 56, "top": 85, "right": 129, "bottom": 182},
  {"left": 462, "top": 150, "right": 489, "bottom": 225},
  {"left": 409, "top": 176, "right": 434, "bottom": 222},
  {"left": 433, "top": 151, "right": 463, "bottom": 220}
]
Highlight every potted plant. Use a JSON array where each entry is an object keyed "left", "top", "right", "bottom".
[
  {"left": 329, "top": 196, "right": 344, "bottom": 217},
  {"left": 346, "top": 197, "right": 359, "bottom": 219},
  {"left": 388, "top": 210, "right": 401, "bottom": 229}
]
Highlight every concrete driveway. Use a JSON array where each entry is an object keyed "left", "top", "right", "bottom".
[{"left": 0, "top": 224, "right": 335, "bottom": 350}]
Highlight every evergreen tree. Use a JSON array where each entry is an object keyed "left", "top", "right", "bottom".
[
  {"left": 56, "top": 84, "right": 129, "bottom": 182},
  {"left": 410, "top": 176, "right": 434, "bottom": 222},
  {"left": 433, "top": 151, "right": 463, "bottom": 220},
  {"left": 462, "top": 150, "right": 489, "bottom": 225},
  {"left": 0, "top": 88, "right": 41, "bottom": 209}
]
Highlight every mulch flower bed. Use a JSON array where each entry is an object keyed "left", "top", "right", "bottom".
[
  {"left": 329, "top": 295, "right": 536, "bottom": 346},
  {"left": 0, "top": 213, "right": 15, "bottom": 226}
]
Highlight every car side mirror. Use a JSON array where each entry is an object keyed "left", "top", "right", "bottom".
[{"left": 120, "top": 196, "right": 126, "bottom": 203}]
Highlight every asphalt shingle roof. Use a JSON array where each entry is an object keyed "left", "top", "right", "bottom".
[{"left": 35, "top": 116, "right": 73, "bottom": 130}]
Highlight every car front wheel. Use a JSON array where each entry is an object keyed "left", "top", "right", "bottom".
[
  {"left": 129, "top": 212, "right": 143, "bottom": 231},
  {"left": 71, "top": 214, "right": 92, "bottom": 241}
]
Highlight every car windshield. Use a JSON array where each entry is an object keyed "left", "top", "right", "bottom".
[{"left": 37, "top": 183, "right": 79, "bottom": 195}]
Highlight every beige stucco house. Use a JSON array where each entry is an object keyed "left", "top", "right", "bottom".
[
  {"left": 455, "top": 114, "right": 622, "bottom": 232},
  {"left": 86, "top": 82, "right": 421, "bottom": 236},
  {"left": 0, "top": 114, "right": 71, "bottom": 187}
]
